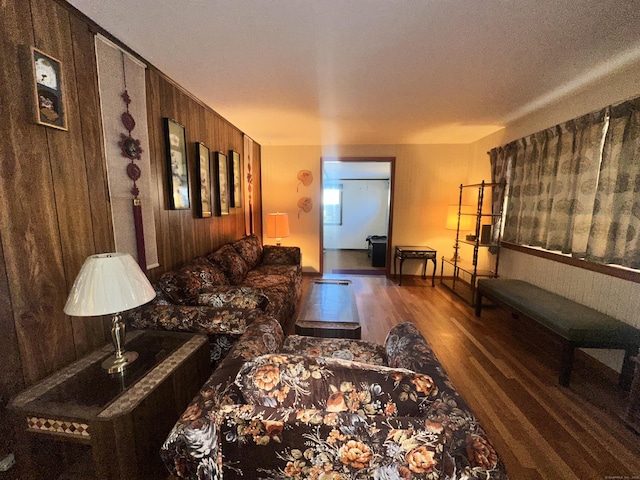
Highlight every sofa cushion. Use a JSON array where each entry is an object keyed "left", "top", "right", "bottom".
[
  {"left": 197, "top": 286, "right": 269, "bottom": 310},
  {"left": 231, "top": 234, "right": 263, "bottom": 270},
  {"left": 281, "top": 335, "right": 387, "bottom": 366},
  {"left": 236, "top": 354, "right": 439, "bottom": 416},
  {"left": 207, "top": 244, "right": 249, "bottom": 285},
  {"left": 156, "top": 257, "right": 228, "bottom": 305},
  {"left": 214, "top": 404, "right": 447, "bottom": 479}
]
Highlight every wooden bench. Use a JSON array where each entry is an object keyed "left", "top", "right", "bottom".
[{"left": 475, "top": 278, "right": 640, "bottom": 388}]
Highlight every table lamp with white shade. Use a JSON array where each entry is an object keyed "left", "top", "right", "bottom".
[{"left": 64, "top": 252, "right": 155, "bottom": 374}]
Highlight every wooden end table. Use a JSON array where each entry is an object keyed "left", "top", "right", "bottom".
[
  {"left": 393, "top": 245, "right": 437, "bottom": 286},
  {"left": 8, "top": 330, "right": 210, "bottom": 479},
  {"left": 295, "top": 279, "right": 361, "bottom": 339}
]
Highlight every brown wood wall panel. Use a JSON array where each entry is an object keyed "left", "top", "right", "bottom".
[
  {"left": 1, "top": 0, "right": 262, "bottom": 437},
  {"left": 144, "top": 68, "right": 253, "bottom": 282},
  {"left": 1, "top": 0, "right": 76, "bottom": 386},
  {"left": 32, "top": 0, "right": 107, "bottom": 359}
]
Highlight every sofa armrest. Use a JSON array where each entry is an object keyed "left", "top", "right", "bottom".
[
  {"left": 125, "top": 304, "right": 258, "bottom": 336},
  {"left": 261, "top": 245, "right": 301, "bottom": 265}
]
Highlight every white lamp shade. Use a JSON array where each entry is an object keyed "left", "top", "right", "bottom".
[
  {"left": 266, "top": 213, "right": 290, "bottom": 239},
  {"left": 64, "top": 253, "right": 155, "bottom": 317}
]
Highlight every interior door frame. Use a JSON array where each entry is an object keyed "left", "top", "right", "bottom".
[{"left": 319, "top": 156, "right": 395, "bottom": 275}]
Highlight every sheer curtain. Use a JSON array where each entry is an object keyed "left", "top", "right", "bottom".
[{"left": 586, "top": 99, "right": 640, "bottom": 268}]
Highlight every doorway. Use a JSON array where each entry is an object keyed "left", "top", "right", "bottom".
[{"left": 320, "top": 157, "right": 395, "bottom": 275}]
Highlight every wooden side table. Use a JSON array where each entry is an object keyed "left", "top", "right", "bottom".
[
  {"left": 8, "top": 330, "right": 210, "bottom": 479},
  {"left": 394, "top": 245, "right": 437, "bottom": 286}
]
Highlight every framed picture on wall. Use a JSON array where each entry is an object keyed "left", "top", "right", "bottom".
[
  {"left": 196, "top": 142, "right": 212, "bottom": 217},
  {"left": 163, "top": 118, "right": 190, "bottom": 210},
  {"left": 31, "top": 47, "right": 67, "bottom": 130},
  {"left": 214, "top": 151, "right": 230, "bottom": 216},
  {"left": 228, "top": 150, "right": 242, "bottom": 208}
]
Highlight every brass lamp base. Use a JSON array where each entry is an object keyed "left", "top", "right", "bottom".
[
  {"left": 103, "top": 313, "right": 138, "bottom": 374},
  {"left": 102, "top": 350, "right": 138, "bottom": 374}
]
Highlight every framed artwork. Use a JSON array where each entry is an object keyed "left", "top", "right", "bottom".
[
  {"left": 163, "top": 118, "right": 190, "bottom": 210},
  {"left": 214, "top": 151, "right": 230, "bottom": 216},
  {"left": 31, "top": 47, "right": 67, "bottom": 130},
  {"left": 228, "top": 150, "right": 242, "bottom": 208},
  {"left": 196, "top": 142, "right": 212, "bottom": 217}
]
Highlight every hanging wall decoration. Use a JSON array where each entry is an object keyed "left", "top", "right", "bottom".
[
  {"left": 117, "top": 53, "right": 146, "bottom": 270},
  {"left": 31, "top": 47, "right": 67, "bottom": 130},
  {"left": 297, "top": 170, "right": 313, "bottom": 192},
  {"left": 214, "top": 151, "right": 230, "bottom": 216},
  {"left": 196, "top": 142, "right": 213, "bottom": 218},
  {"left": 164, "top": 118, "right": 190, "bottom": 210},
  {"left": 297, "top": 197, "right": 313, "bottom": 218},
  {"left": 243, "top": 135, "right": 254, "bottom": 234},
  {"left": 229, "top": 150, "right": 242, "bottom": 208}
]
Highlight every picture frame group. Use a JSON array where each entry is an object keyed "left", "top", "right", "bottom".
[{"left": 162, "top": 117, "right": 243, "bottom": 217}]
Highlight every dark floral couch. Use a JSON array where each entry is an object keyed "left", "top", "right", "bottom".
[
  {"left": 161, "top": 319, "right": 508, "bottom": 479},
  {"left": 125, "top": 235, "right": 302, "bottom": 365}
]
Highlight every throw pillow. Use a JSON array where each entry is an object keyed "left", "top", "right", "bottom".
[
  {"left": 231, "top": 235, "right": 263, "bottom": 270},
  {"left": 207, "top": 244, "right": 249, "bottom": 285},
  {"left": 157, "top": 258, "right": 229, "bottom": 305},
  {"left": 197, "top": 286, "right": 269, "bottom": 310},
  {"left": 235, "top": 354, "right": 439, "bottom": 416}
]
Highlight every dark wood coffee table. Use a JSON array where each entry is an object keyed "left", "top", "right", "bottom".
[{"left": 295, "top": 279, "right": 361, "bottom": 339}]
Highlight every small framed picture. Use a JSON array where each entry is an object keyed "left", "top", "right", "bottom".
[
  {"left": 196, "top": 142, "right": 212, "bottom": 217},
  {"left": 214, "top": 152, "right": 230, "bottom": 216},
  {"left": 228, "top": 150, "right": 242, "bottom": 208},
  {"left": 31, "top": 47, "right": 67, "bottom": 130},
  {"left": 163, "top": 118, "right": 190, "bottom": 210}
]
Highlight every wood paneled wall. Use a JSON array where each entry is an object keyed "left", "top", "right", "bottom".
[
  {"left": 0, "top": 0, "right": 261, "bottom": 453},
  {"left": 145, "top": 68, "right": 254, "bottom": 283}
]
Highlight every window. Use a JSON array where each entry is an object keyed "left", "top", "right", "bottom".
[
  {"left": 323, "top": 184, "right": 343, "bottom": 225},
  {"left": 496, "top": 96, "right": 640, "bottom": 270}
]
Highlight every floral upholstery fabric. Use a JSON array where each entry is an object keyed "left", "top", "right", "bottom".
[
  {"left": 231, "top": 234, "right": 263, "bottom": 270},
  {"left": 161, "top": 321, "right": 508, "bottom": 480},
  {"left": 157, "top": 257, "right": 229, "bottom": 305},
  {"left": 127, "top": 304, "right": 257, "bottom": 336},
  {"left": 242, "top": 272, "right": 298, "bottom": 324},
  {"left": 236, "top": 354, "right": 439, "bottom": 416},
  {"left": 281, "top": 335, "right": 387, "bottom": 365},
  {"left": 126, "top": 238, "right": 300, "bottom": 372},
  {"left": 208, "top": 244, "right": 250, "bottom": 285},
  {"left": 262, "top": 244, "right": 301, "bottom": 265},
  {"left": 197, "top": 286, "right": 269, "bottom": 311},
  {"left": 215, "top": 405, "right": 447, "bottom": 479}
]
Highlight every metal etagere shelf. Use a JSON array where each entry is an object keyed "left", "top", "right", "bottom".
[{"left": 440, "top": 180, "right": 504, "bottom": 305}]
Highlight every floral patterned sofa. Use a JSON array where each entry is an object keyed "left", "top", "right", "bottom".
[
  {"left": 125, "top": 235, "right": 302, "bottom": 365},
  {"left": 161, "top": 318, "right": 508, "bottom": 479}
]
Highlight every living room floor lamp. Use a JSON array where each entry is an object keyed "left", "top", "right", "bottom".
[
  {"left": 266, "top": 212, "right": 290, "bottom": 246},
  {"left": 64, "top": 253, "right": 155, "bottom": 374}
]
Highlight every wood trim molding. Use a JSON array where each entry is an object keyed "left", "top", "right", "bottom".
[{"left": 502, "top": 242, "right": 640, "bottom": 284}]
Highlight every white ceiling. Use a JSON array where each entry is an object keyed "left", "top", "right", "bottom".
[{"left": 68, "top": 0, "right": 640, "bottom": 146}]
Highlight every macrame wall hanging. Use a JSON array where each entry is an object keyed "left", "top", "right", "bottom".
[{"left": 116, "top": 53, "right": 146, "bottom": 271}]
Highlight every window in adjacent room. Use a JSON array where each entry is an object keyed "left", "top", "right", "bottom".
[{"left": 323, "top": 184, "right": 343, "bottom": 225}]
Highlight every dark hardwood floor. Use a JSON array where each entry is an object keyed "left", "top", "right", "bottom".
[{"left": 291, "top": 274, "right": 640, "bottom": 480}]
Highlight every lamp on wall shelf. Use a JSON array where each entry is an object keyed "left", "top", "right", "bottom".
[
  {"left": 266, "top": 212, "right": 290, "bottom": 246},
  {"left": 445, "top": 204, "right": 475, "bottom": 262},
  {"left": 64, "top": 253, "right": 155, "bottom": 374}
]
